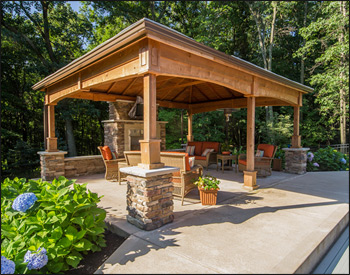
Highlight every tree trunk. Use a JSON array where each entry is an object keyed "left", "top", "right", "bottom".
[
  {"left": 300, "top": 1, "right": 307, "bottom": 85},
  {"left": 339, "top": 1, "right": 347, "bottom": 145},
  {"left": 65, "top": 118, "right": 77, "bottom": 157}
]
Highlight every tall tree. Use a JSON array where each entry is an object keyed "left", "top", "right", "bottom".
[{"left": 297, "top": 1, "right": 349, "bottom": 145}]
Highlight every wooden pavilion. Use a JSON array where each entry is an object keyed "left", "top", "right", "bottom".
[{"left": 33, "top": 18, "right": 313, "bottom": 189}]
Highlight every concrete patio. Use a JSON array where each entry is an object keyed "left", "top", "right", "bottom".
[{"left": 73, "top": 167, "right": 349, "bottom": 274}]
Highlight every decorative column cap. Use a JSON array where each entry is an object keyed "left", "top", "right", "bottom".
[
  {"left": 120, "top": 166, "right": 179, "bottom": 177},
  {"left": 282, "top": 148, "right": 310, "bottom": 152},
  {"left": 37, "top": 151, "right": 68, "bottom": 156}
]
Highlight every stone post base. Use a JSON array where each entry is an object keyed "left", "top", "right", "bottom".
[
  {"left": 120, "top": 166, "right": 179, "bottom": 231},
  {"left": 37, "top": 151, "right": 67, "bottom": 181},
  {"left": 282, "top": 148, "right": 310, "bottom": 174}
]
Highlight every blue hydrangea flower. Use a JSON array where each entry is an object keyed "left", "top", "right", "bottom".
[
  {"left": 313, "top": 162, "right": 319, "bottom": 167},
  {"left": 24, "top": 247, "right": 48, "bottom": 270},
  {"left": 307, "top": 152, "right": 314, "bottom": 162},
  {"left": 1, "top": 256, "right": 15, "bottom": 274},
  {"left": 12, "top": 193, "right": 37, "bottom": 212},
  {"left": 340, "top": 158, "right": 346, "bottom": 164}
]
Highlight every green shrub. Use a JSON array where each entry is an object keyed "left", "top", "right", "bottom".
[
  {"left": 306, "top": 147, "right": 349, "bottom": 172},
  {"left": 1, "top": 176, "right": 107, "bottom": 274}
]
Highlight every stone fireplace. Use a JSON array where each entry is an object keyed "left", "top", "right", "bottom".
[{"left": 103, "top": 101, "right": 167, "bottom": 157}]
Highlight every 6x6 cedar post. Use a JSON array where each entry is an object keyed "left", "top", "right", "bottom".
[
  {"left": 291, "top": 106, "right": 301, "bottom": 148},
  {"left": 138, "top": 73, "right": 164, "bottom": 169},
  {"left": 187, "top": 111, "right": 193, "bottom": 142},
  {"left": 243, "top": 96, "right": 258, "bottom": 190}
]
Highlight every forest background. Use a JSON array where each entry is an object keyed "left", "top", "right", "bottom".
[{"left": 1, "top": 1, "right": 349, "bottom": 179}]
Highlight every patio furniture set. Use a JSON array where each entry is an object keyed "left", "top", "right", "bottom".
[{"left": 98, "top": 142, "right": 277, "bottom": 204}]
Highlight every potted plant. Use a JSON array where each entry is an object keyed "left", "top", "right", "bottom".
[
  {"left": 221, "top": 142, "right": 231, "bottom": 155},
  {"left": 194, "top": 175, "right": 220, "bottom": 205},
  {"left": 272, "top": 148, "right": 284, "bottom": 171}
]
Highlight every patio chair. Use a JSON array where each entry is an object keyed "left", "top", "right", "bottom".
[
  {"left": 238, "top": 144, "right": 278, "bottom": 177},
  {"left": 97, "top": 146, "right": 126, "bottom": 184}
]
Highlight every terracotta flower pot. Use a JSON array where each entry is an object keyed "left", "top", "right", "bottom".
[
  {"left": 198, "top": 188, "right": 219, "bottom": 205},
  {"left": 222, "top": 151, "right": 231, "bottom": 155}
]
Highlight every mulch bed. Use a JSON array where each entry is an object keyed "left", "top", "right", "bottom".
[{"left": 65, "top": 230, "right": 126, "bottom": 274}]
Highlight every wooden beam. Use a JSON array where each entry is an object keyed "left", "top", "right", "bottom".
[
  {"left": 191, "top": 98, "right": 247, "bottom": 114},
  {"left": 157, "top": 100, "right": 189, "bottom": 110}
]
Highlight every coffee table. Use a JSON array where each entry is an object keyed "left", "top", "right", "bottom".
[{"left": 216, "top": 154, "right": 237, "bottom": 173}]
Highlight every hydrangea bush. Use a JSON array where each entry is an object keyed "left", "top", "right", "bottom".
[
  {"left": 1, "top": 176, "right": 107, "bottom": 274},
  {"left": 306, "top": 147, "right": 349, "bottom": 172}
]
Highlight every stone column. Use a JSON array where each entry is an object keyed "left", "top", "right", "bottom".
[
  {"left": 37, "top": 151, "right": 67, "bottom": 181},
  {"left": 282, "top": 148, "right": 309, "bottom": 174},
  {"left": 120, "top": 166, "right": 179, "bottom": 231}
]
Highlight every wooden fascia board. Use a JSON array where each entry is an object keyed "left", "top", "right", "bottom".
[{"left": 144, "top": 22, "right": 313, "bottom": 93}]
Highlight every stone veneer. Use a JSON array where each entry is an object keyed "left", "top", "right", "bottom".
[
  {"left": 282, "top": 148, "right": 310, "bottom": 174},
  {"left": 64, "top": 155, "right": 105, "bottom": 178},
  {"left": 120, "top": 166, "right": 179, "bottom": 231},
  {"left": 38, "top": 151, "right": 67, "bottom": 181},
  {"left": 38, "top": 152, "right": 105, "bottom": 181}
]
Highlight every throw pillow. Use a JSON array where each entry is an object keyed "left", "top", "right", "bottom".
[
  {"left": 102, "top": 146, "right": 113, "bottom": 160},
  {"left": 186, "top": 145, "right": 195, "bottom": 156},
  {"left": 189, "top": 157, "right": 195, "bottom": 168},
  {"left": 255, "top": 150, "right": 264, "bottom": 157},
  {"left": 202, "top": 148, "right": 214, "bottom": 157}
]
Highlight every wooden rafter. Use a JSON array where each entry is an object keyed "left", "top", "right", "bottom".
[
  {"left": 171, "top": 86, "right": 188, "bottom": 101},
  {"left": 106, "top": 82, "right": 117, "bottom": 93},
  {"left": 206, "top": 83, "right": 223, "bottom": 100},
  {"left": 193, "top": 85, "right": 210, "bottom": 101},
  {"left": 159, "top": 78, "right": 187, "bottom": 100},
  {"left": 121, "top": 77, "right": 139, "bottom": 95},
  {"left": 157, "top": 79, "right": 203, "bottom": 94}
]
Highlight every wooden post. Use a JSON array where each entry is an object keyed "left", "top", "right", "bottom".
[
  {"left": 139, "top": 73, "right": 164, "bottom": 169},
  {"left": 187, "top": 112, "right": 193, "bottom": 142},
  {"left": 44, "top": 104, "right": 48, "bottom": 150},
  {"left": 46, "top": 105, "right": 58, "bottom": 152},
  {"left": 243, "top": 97, "right": 258, "bottom": 190},
  {"left": 291, "top": 106, "right": 301, "bottom": 148}
]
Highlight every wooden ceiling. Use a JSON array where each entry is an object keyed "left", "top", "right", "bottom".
[{"left": 90, "top": 75, "right": 244, "bottom": 105}]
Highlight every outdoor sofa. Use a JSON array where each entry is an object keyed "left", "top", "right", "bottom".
[{"left": 187, "top": 141, "right": 221, "bottom": 170}]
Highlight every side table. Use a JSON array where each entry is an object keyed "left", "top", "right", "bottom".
[{"left": 216, "top": 154, "right": 237, "bottom": 173}]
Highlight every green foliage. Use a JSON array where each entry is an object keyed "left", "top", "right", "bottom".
[
  {"left": 194, "top": 175, "right": 220, "bottom": 191},
  {"left": 1, "top": 176, "right": 107, "bottom": 274},
  {"left": 306, "top": 147, "right": 349, "bottom": 172}
]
